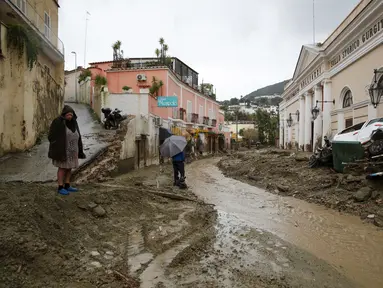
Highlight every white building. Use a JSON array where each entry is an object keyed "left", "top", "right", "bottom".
[
  {"left": 228, "top": 103, "right": 278, "bottom": 115},
  {"left": 64, "top": 67, "right": 84, "bottom": 103},
  {"left": 279, "top": 0, "right": 383, "bottom": 151}
]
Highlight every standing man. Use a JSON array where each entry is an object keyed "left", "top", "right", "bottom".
[{"left": 172, "top": 150, "right": 185, "bottom": 186}]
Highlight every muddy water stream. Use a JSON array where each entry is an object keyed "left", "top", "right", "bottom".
[{"left": 187, "top": 158, "right": 383, "bottom": 288}]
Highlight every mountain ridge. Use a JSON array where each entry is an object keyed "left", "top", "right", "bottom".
[{"left": 243, "top": 80, "right": 290, "bottom": 101}]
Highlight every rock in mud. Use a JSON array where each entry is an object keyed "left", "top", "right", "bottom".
[
  {"left": 92, "top": 205, "right": 106, "bottom": 217},
  {"left": 374, "top": 217, "right": 383, "bottom": 227},
  {"left": 354, "top": 187, "right": 372, "bottom": 202},
  {"left": 371, "top": 190, "right": 380, "bottom": 200},
  {"left": 90, "top": 261, "right": 102, "bottom": 268},
  {"left": 90, "top": 251, "right": 101, "bottom": 257},
  {"left": 88, "top": 202, "right": 98, "bottom": 209},
  {"left": 277, "top": 184, "right": 290, "bottom": 193},
  {"left": 295, "top": 154, "right": 309, "bottom": 162},
  {"left": 248, "top": 175, "right": 262, "bottom": 181},
  {"left": 346, "top": 174, "right": 363, "bottom": 183}
]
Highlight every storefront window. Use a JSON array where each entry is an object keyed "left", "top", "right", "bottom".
[{"left": 342, "top": 90, "right": 353, "bottom": 108}]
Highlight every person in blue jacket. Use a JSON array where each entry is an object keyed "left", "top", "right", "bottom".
[{"left": 172, "top": 150, "right": 185, "bottom": 186}]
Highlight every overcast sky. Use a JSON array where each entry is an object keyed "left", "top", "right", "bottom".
[{"left": 59, "top": 0, "right": 360, "bottom": 100}]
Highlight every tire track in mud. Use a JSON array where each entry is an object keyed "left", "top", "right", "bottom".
[{"left": 128, "top": 204, "right": 210, "bottom": 287}]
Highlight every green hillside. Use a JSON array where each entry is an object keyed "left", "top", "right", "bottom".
[{"left": 243, "top": 80, "right": 290, "bottom": 101}]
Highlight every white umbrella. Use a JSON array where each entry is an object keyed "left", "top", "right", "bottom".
[{"left": 160, "top": 135, "right": 187, "bottom": 157}]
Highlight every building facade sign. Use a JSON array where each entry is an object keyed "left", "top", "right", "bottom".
[
  {"left": 285, "top": 63, "right": 323, "bottom": 101},
  {"left": 299, "top": 65, "right": 323, "bottom": 90},
  {"left": 157, "top": 96, "right": 178, "bottom": 107},
  {"left": 329, "top": 17, "right": 383, "bottom": 68}
]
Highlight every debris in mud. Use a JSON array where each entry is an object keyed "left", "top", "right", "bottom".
[
  {"left": 92, "top": 205, "right": 107, "bottom": 217},
  {"left": 218, "top": 149, "right": 383, "bottom": 223},
  {"left": 0, "top": 163, "right": 215, "bottom": 288},
  {"left": 354, "top": 187, "right": 372, "bottom": 202}
]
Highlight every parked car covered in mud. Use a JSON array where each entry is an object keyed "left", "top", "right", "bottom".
[{"left": 333, "top": 117, "right": 383, "bottom": 157}]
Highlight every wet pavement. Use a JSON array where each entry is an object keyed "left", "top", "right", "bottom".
[
  {"left": 0, "top": 103, "right": 108, "bottom": 183},
  {"left": 185, "top": 158, "right": 383, "bottom": 288}
]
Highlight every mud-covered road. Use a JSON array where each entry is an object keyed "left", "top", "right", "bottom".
[
  {"left": 1, "top": 157, "right": 383, "bottom": 287},
  {"left": 186, "top": 158, "right": 383, "bottom": 288}
]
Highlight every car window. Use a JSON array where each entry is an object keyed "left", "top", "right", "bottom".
[
  {"left": 339, "top": 122, "right": 365, "bottom": 134},
  {"left": 366, "top": 118, "right": 383, "bottom": 127}
]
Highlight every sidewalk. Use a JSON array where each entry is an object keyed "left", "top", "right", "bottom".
[{"left": 0, "top": 103, "right": 109, "bottom": 183}]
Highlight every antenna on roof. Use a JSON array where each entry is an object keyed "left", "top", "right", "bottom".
[
  {"left": 312, "top": 0, "right": 316, "bottom": 44},
  {"left": 84, "top": 11, "right": 91, "bottom": 67}
]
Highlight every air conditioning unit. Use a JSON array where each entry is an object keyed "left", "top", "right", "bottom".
[
  {"left": 136, "top": 74, "right": 147, "bottom": 81},
  {"left": 154, "top": 117, "right": 163, "bottom": 126}
]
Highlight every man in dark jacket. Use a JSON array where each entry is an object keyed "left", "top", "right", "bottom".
[
  {"left": 172, "top": 151, "right": 185, "bottom": 186},
  {"left": 48, "top": 105, "right": 86, "bottom": 195}
]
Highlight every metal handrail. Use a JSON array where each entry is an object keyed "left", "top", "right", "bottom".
[{"left": 8, "top": 0, "right": 64, "bottom": 55}]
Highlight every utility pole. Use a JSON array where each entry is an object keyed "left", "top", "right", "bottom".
[
  {"left": 71, "top": 51, "right": 77, "bottom": 103},
  {"left": 84, "top": 11, "right": 90, "bottom": 67},
  {"left": 236, "top": 110, "right": 239, "bottom": 142}
]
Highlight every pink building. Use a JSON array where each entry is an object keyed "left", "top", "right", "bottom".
[{"left": 89, "top": 57, "right": 231, "bottom": 151}]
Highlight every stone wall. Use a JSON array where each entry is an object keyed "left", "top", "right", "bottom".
[{"left": 0, "top": 24, "right": 63, "bottom": 156}]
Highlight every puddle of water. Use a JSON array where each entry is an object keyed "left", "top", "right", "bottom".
[
  {"left": 187, "top": 158, "right": 383, "bottom": 288},
  {"left": 140, "top": 241, "right": 190, "bottom": 288}
]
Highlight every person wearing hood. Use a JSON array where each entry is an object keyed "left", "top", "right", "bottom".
[{"left": 48, "top": 105, "right": 86, "bottom": 195}]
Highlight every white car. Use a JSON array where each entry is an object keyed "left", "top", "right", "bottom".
[{"left": 333, "top": 117, "right": 383, "bottom": 156}]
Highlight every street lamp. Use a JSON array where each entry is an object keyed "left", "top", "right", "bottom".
[
  {"left": 311, "top": 99, "right": 335, "bottom": 120},
  {"left": 368, "top": 69, "right": 383, "bottom": 108},
  {"left": 71, "top": 51, "right": 77, "bottom": 103},
  {"left": 286, "top": 113, "right": 293, "bottom": 127}
]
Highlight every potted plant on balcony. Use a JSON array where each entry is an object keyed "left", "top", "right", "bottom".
[{"left": 122, "top": 86, "right": 132, "bottom": 93}]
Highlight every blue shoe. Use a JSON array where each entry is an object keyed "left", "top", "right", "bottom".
[
  {"left": 58, "top": 188, "right": 69, "bottom": 195},
  {"left": 66, "top": 186, "right": 78, "bottom": 192}
]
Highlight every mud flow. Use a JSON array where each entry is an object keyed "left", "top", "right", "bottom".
[
  {"left": 1, "top": 157, "right": 382, "bottom": 287},
  {"left": 188, "top": 157, "right": 383, "bottom": 288}
]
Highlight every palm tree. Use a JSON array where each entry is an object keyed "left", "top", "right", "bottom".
[
  {"left": 158, "top": 80, "right": 164, "bottom": 96},
  {"left": 159, "top": 37, "right": 165, "bottom": 60},
  {"left": 163, "top": 44, "right": 168, "bottom": 58},
  {"left": 155, "top": 48, "right": 160, "bottom": 59},
  {"left": 112, "top": 40, "right": 122, "bottom": 60}
]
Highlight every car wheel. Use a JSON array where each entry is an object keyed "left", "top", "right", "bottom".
[{"left": 368, "top": 139, "right": 383, "bottom": 156}]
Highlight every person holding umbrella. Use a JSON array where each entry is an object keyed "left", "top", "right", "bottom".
[
  {"left": 172, "top": 150, "right": 185, "bottom": 186},
  {"left": 160, "top": 135, "right": 187, "bottom": 187}
]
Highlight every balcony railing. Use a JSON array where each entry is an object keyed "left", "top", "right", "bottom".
[
  {"left": 172, "top": 108, "right": 186, "bottom": 121},
  {"left": 7, "top": 0, "right": 64, "bottom": 56},
  {"left": 191, "top": 113, "right": 198, "bottom": 124}
]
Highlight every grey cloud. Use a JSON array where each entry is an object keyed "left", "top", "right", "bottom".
[{"left": 59, "top": 0, "right": 361, "bottom": 100}]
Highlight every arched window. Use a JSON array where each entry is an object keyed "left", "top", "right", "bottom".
[{"left": 342, "top": 90, "right": 353, "bottom": 108}]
